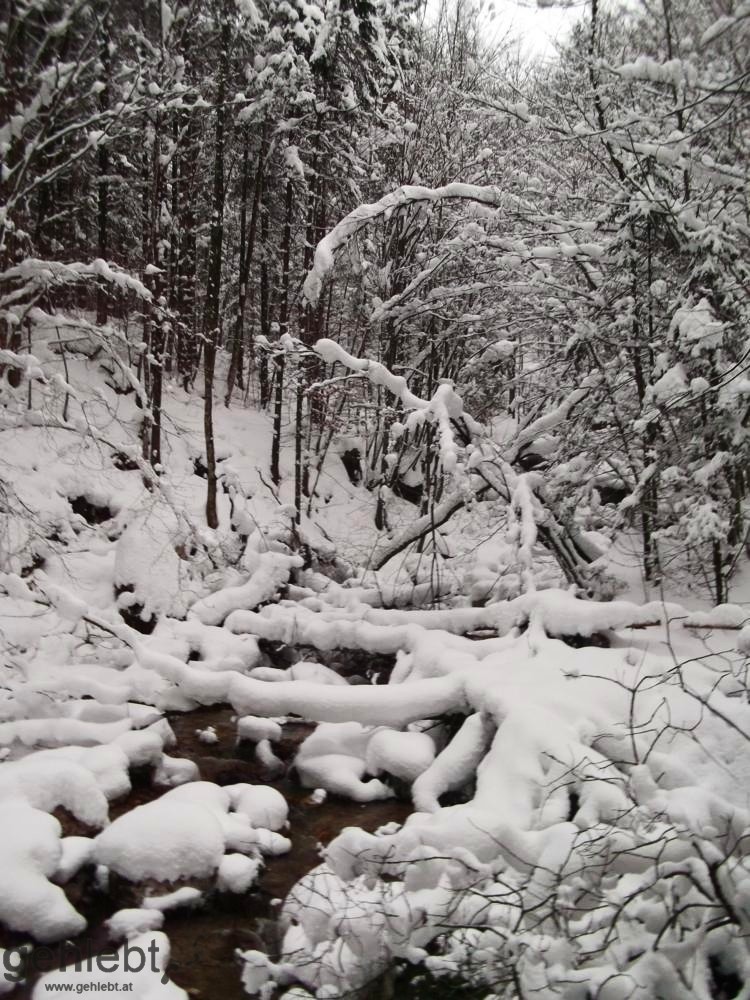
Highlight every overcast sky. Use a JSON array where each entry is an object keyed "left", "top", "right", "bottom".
[
  {"left": 485, "top": 0, "right": 583, "bottom": 58},
  {"left": 422, "top": 0, "right": 585, "bottom": 60}
]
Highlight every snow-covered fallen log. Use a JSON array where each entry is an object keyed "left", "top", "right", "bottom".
[{"left": 189, "top": 551, "right": 304, "bottom": 626}]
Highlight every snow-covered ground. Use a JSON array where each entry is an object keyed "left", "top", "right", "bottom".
[{"left": 1, "top": 344, "right": 749, "bottom": 998}]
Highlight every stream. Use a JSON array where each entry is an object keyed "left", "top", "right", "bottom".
[{"left": 4, "top": 702, "right": 411, "bottom": 999}]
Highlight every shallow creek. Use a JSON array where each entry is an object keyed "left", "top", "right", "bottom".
[{"left": 5, "top": 703, "right": 411, "bottom": 999}]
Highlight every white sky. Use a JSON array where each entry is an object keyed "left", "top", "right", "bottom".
[
  {"left": 424, "top": 0, "right": 584, "bottom": 60},
  {"left": 492, "top": 1, "right": 583, "bottom": 59}
]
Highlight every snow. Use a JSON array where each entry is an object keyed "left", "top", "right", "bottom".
[
  {"left": 0, "top": 755, "right": 109, "bottom": 827},
  {"left": 5, "top": 258, "right": 152, "bottom": 301},
  {"left": 1, "top": 804, "right": 87, "bottom": 942},
  {"left": 229, "top": 669, "right": 466, "bottom": 727},
  {"left": 249, "top": 660, "right": 349, "bottom": 686},
  {"left": 115, "top": 508, "right": 187, "bottom": 621},
  {"left": 286, "top": 660, "right": 350, "bottom": 685},
  {"left": 304, "top": 184, "right": 511, "bottom": 305},
  {"left": 230, "top": 784, "right": 288, "bottom": 830},
  {"left": 237, "top": 715, "right": 283, "bottom": 743},
  {"left": 651, "top": 362, "right": 688, "bottom": 403},
  {"left": 412, "top": 713, "right": 492, "bottom": 812},
  {"left": 56, "top": 836, "right": 94, "bottom": 883},
  {"left": 296, "top": 722, "right": 394, "bottom": 801},
  {"left": 226, "top": 589, "right": 750, "bottom": 994},
  {"left": 365, "top": 729, "right": 436, "bottom": 783},
  {"left": 91, "top": 778, "right": 292, "bottom": 883},
  {"left": 106, "top": 908, "right": 165, "bottom": 941},
  {"left": 196, "top": 725, "right": 218, "bottom": 744},
  {"left": 153, "top": 754, "right": 200, "bottom": 786},
  {"left": 671, "top": 298, "right": 724, "bottom": 355},
  {"left": 217, "top": 853, "right": 261, "bottom": 892},
  {"left": 189, "top": 551, "right": 303, "bottom": 625},
  {"left": 684, "top": 604, "right": 749, "bottom": 628},
  {"left": 0, "top": 715, "right": 133, "bottom": 749},
  {"left": 616, "top": 55, "right": 694, "bottom": 87},
  {"left": 142, "top": 887, "right": 203, "bottom": 912},
  {"left": 483, "top": 339, "right": 517, "bottom": 361},
  {"left": 94, "top": 799, "right": 226, "bottom": 881},
  {"left": 240, "top": 949, "right": 275, "bottom": 995}
]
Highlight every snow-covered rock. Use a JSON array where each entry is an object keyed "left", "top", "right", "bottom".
[
  {"left": 0, "top": 804, "right": 86, "bottom": 942},
  {"left": 217, "top": 853, "right": 261, "bottom": 893},
  {"left": 106, "top": 908, "right": 165, "bottom": 941},
  {"left": 365, "top": 729, "right": 436, "bottom": 783},
  {"left": 229, "top": 784, "right": 288, "bottom": 831},
  {"left": 93, "top": 800, "right": 226, "bottom": 882}
]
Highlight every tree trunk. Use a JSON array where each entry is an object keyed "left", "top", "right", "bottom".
[
  {"left": 202, "top": 0, "right": 230, "bottom": 528},
  {"left": 226, "top": 124, "right": 267, "bottom": 406},
  {"left": 294, "top": 382, "right": 303, "bottom": 524},
  {"left": 271, "top": 355, "right": 284, "bottom": 487},
  {"left": 279, "top": 178, "right": 293, "bottom": 336},
  {"left": 225, "top": 135, "right": 250, "bottom": 407},
  {"left": 259, "top": 204, "right": 271, "bottom": 407},
  {"left": 270, "top": 177, "right": 294, "bottom": 486},
  {"left": 176, "top": 113, "right": 198, "bottom": 389},
  {"left": 95, "top": 12, "right": 111, "bottom": 326}
]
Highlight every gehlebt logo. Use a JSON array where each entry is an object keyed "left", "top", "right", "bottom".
[{"left": 2, "top": 939, "right": 170, "bottom": 988}]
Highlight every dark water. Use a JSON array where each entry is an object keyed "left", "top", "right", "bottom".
[{"left": 3, "top": 705, "right": 411, "bottom": 999}]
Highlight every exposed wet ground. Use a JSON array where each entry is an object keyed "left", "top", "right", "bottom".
[{"left": 4, "top": 703, "right": 411, "bottom": 999}]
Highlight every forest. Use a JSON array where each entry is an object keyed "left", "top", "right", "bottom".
[{"left": 1, "top": 0, "right": 750, "bottom": 996}]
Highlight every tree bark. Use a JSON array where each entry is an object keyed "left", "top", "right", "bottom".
[
  {"left": 95, "top": 13, "right": 111, "bottom": 327},
  {"left": 271, "top": 177, "right": 294, "bottom": 487},
  {"left": 259, "top": 201, "right": 271, "bottom": 408},
  {"left": 226, "top": 124, "right": 267, "bottom": 406},
  {"left": 202, "top": 0, "right": 231, "bottom": 528}
]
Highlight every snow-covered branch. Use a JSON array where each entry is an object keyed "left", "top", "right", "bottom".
[{"left": 303, "top": 183, "right": 511, "bottom": 304}]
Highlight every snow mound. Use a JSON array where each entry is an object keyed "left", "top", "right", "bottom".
[
  {"left": 142, "top": 887, "right": 203, "bottom": 912},
  {"left": 237, "top": 715, "right": 283, "bottom": 743},
  {"left": 0, "top": 755, "right": 109, "bottom": 827},
  {"left": 365, "top": 729, "right": 436, "bottom": 783},
  {"left": 115, "top": 508, "right": 191, "bottom": 621},
  {"left": 218, "top": 853, "right": 261, "bottom": 892},
  {"left": 92, "top": 779, "right": 291, "bottom": 882},
  {"left": 107, "top": 908, "right": 165, "bottom": 941},
  {"left": 56, "top": 836, "right": 94, "bottom": 883},
  {"left": 1, "top": 804, "right": 86, "bottom": 942},
  {"left": 229, "top": 784, "right": 288, "bottom": 830},
  {"left": 295, "top": 722, "right": 395, "bottom": 802},
  {"left": 93, "top": 800, "right": 226, "bottom": 882}
]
